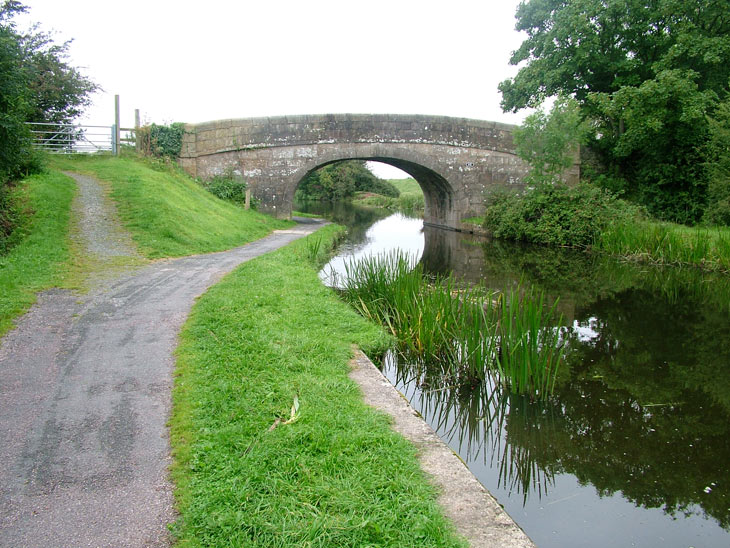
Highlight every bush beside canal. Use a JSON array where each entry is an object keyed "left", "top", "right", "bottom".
[{"left": 482, "top": 183, "right": 730, "bottom": 273}]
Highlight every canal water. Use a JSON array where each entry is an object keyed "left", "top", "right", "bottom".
[{"left": 295, "top": 200, "right": 730, "bottom": 548}]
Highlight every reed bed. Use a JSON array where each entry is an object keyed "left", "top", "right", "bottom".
[{"left": 340, "top": 251, "right": 564, "bottom": 399}]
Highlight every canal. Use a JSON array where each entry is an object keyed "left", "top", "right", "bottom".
[{"left": 295, "top": 200, "right": 730, "bottom": 548}]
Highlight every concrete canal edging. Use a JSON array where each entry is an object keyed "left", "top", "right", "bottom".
[{"left": 349, "top": 349, "right": 536, "bottom": 548}]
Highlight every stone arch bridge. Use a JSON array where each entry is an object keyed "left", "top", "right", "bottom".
[{"left": 179, "top": 114, "right": 580, "bottom": 231}]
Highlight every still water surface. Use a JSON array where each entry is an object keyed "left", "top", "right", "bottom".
[{"left": 296, "top": 200, "right": 730, "bottom": 548}]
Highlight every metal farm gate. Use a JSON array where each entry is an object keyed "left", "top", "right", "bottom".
[{"left": 27, "top": 122, "right": 135, "bottom": 155}]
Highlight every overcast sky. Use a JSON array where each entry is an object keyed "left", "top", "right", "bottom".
[{"left": 18, "top": 0, "right": 529, "bottom": 177}]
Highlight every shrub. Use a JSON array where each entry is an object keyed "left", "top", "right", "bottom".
[
  {"left": 201, "top": 168, "right": 255, "bottom": 208},
  {"left": 483, "top": 183, "right": 643, "bottom": 248},
  {"left": 137, "top": 122, "right": 185, "bottom": 158}
]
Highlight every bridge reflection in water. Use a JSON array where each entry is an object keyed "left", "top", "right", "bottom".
[{"left": 312, "top": 203, "right": 730, "bottom": 548}]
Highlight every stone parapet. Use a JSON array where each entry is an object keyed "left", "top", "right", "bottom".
[{"left": 180, "top": 114, "right": 519, "bottom": 159}]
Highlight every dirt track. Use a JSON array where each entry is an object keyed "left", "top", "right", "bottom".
[{"left": 0, "top": 173, "right": 320, "bottom": 547}]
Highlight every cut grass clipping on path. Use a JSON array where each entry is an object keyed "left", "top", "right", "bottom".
[
  {"left": 171, "top": 225, "right": 466, "bottom": 547},
  {"left": 50, "top": 155, "right": 293, "bottom": 258},
  {"left": 0, "top": 171, "right": 75, "bottom": 338}
]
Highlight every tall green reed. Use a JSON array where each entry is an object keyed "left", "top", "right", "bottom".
[
  {"left": 495, "top": 286, "right": 564, "bottom": 398},
  {"left": 340, "top": 251, "right": 564, "bottom": 399}
]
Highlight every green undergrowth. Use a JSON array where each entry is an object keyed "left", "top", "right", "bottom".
[
  {"left": 50, "top": 155, "right": 293, "bottom": 258},
  {"left": 170, "top": 225, "right": 466, "bottom": 547},
  {"left": 0, "top": 171, "right": 75, "bottom": 337},
  {"left": 483, "top": 183, "right": 730, "bottom": 272}
]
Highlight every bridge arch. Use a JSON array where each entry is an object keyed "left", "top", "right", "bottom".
[
  {"left": 178, "top": 114, "right": 580, "bottom": 231},
  {"left": 284, "top": 146, "right": 456, "bottom": 227}
]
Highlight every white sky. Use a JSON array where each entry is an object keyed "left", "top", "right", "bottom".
[{"left": 18, "top": 0, "right": 530, "bottom": 178}]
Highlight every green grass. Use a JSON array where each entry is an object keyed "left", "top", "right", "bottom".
[
  {"left": 170, "top": 225, "right": 465, "bottom": 547},
  {"left": 50, "top": 155, "right": 293, "bottom": 258},
  {"left": 292, "top": 210, "right": 323, "bottom": 218},
  {"left": 598, "top": 220, "right": 730, "bottom": 272},
  {"left": 388, "top": 178, "right": 423, "bottom": 196},
  {"left": 0, "top": 171, "right": 75, "bottom": 337},
  {"left": 353, "top": 178, "right": 426, "bottom": 211}
]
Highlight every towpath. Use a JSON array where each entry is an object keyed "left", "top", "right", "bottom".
[{"left": 0, "top": 173, "right": 321, "bottom": 547}]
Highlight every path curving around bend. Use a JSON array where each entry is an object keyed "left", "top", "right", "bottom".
[{"left": 0, "top": 172, "right": 323, "bottom": 547}]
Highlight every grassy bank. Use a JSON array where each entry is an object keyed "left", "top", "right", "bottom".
[
  {"left": 50, "top": 155, "right": 292, "bottom": 258},
  {"left": 170, "top": 225, "right": 465, "bottom": 547},
  {"left": 598, "top": 220, "right": 730, "bottom": 272},
  {"left": 354, "top": 178, "right": 425, "bottom": 211},
  {"left": 0, "top": 171, "right": 75, "bottom": 337}
]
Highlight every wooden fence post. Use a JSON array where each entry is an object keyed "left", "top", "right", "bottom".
[
  {"left": 134, "top": 108, "right": 140, "bottom": 153},
  {"left": 114, "top": 95, "right": 121, "bottom": 156}
]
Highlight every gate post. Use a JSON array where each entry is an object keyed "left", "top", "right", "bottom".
[{"left": 111, "top": 124, "right": 118, "bottom": 155}]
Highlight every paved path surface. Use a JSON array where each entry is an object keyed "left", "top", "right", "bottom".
[{"left": 0, "top": 173, "right": 321, "bottom": 547}]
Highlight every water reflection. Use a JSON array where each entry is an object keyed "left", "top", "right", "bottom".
[
  {"left": 311, "top": 200, "right": 730, "bottom": 547},
  {"left": 315, "top": 210, "right": 424, "bottom": 287}
]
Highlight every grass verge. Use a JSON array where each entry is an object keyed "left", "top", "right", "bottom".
[
  {"left": 170, "top": 225, "right": 466, "bottom": 547},
  {"left": 0, "top": 171, "right": 75, "bottom": 337},
  {"left": 50, "top": 155, "right": 293, "bottom": 258}
]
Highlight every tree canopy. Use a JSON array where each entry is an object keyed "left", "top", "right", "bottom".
[
  {"left": 0, "top": 0, "right": 98, "bottom": 183},
  {"left": 499, "top": 0, "right": 730, "bottom": 224},
  {"left": 1, "top": 0, "right": 98, "bottom": 249},
  {"left": 296, "top": 160, "right": 399, "bottom": 202}
]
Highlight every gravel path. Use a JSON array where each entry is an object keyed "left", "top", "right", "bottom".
[{"left": 0, "top": 173, "right": 322, "bottom": 547}]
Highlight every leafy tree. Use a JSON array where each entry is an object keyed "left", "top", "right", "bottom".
[
  {"left": 499, "top": 0, "right": 730, "bottom": 224},
  {"left": 0, "top": 0, "right": 32, "bottom": 183},
  {"left": 513, "top": 94, "right": 587, "bottom": 185},
  {"left": 296, "top": 160, "right": 399, "bottom": 202},
  {"left": 19, "top": 24, "right": 98, "bottom": 124},
  {"left": 705, "top": 97, "right": 730, "bottom": 225},
  {"left": 1, "top": 0, "right": 98, "bottom": 250}
]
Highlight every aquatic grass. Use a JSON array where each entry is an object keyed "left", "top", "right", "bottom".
[
  {"left": 304, "top": 235, "right": 323, "bottom": 263},
  {"left": 495, "top": 286, "right": 564, "bottom": 398},
  {"left": 390, "top": 361, "right": 558, "bottom": 502},
  {"left": 340, "top": 251, "right": 564, "bottom": 398}
]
